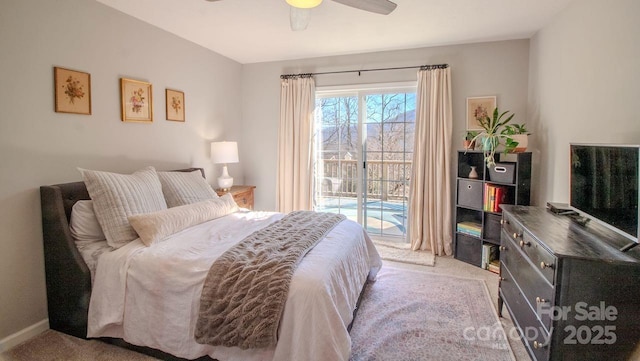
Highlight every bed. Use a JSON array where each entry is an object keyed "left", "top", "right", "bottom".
[{"left": 40, "top": 167, "right": 381, "bottom": 361}]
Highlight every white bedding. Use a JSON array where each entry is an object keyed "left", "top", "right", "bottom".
[
  {"left": 87, "top": 210, "right": 382, "bottom": 361},
  {"left": 75, "top": 239, "right": 112, "bottom": 284}
]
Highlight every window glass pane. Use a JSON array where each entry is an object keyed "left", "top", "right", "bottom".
[{"left": 315, "top": 89, "right": 415, "bottom": 241}]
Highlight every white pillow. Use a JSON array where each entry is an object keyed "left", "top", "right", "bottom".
[
  {"left": 69, "top": 200, "right": 106, "bottom": 242},
  {"left": 128, "top": 194, "right": 238, "bottom": 246},
  {"left": 79, "top": 166, "right": 168, "bottom": 249},
  {"left": 157, "top": 170, "right": 219, "bottom": 208}
]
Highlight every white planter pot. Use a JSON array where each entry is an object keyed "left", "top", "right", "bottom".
[{"left": 510, "top": 134, "right": 528, "bottom": 152}]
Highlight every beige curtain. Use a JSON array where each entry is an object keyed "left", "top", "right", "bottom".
[
  {"left": 276, "top": 75, "right": 316, "bottom": 213},
  {"left": 408, "top": 67, "right": 453, "bottom": 255}
]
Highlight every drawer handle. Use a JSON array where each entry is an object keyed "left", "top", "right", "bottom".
[
  {"left": 499, "top": 246, "right": 506, "bottom": 251},
  {"left": 533, "top": 340, "right": 548, "bottom": 349},
  {"left": 519, "top": 240, "right": 530, "bottom": 247},
  {"left": 536, "top": 297, "right": 549, "bottom": 304},
  {"left": 500, "top": 219, "right": 509, "bottom": 225},
  {"left": 499, "top": 277, "right": 506, "bottom": 281},
  {"left": 513, "top": 232, "right": 523, "bottom": 239},
  {"left": 242, "top": 197, "right": 247, "bottom": 203},
  {"left": 467, "top": 185, "right": 472, "bottom": 189},
  {"left": 540, "top": 261, "right": 554, "bottom": 270}
]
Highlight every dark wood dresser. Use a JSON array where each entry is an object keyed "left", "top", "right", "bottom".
[{"left": 499, "top": 205, "right": 640, "bottom": 361}]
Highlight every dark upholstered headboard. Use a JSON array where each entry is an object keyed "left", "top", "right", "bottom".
[{"left": 40, "top": 168, "right": 204, "bottom": 339}]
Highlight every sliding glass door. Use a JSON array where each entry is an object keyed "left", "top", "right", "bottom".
[{"left": 314, "top": 84, "right": 416, "bottom": 241}]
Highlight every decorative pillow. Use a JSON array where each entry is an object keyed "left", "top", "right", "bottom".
[
  {"left": 79, "top": 166, "right": 168, "bottom": 249},
  {"left": 128, "top": 194, "right": 238, "bottom": 246},
  {"left": 157, "top": 170, "right": 219, "bottom": 208},
  {"left": 69, "top": 200, "right": 106, "bottom": 242}
]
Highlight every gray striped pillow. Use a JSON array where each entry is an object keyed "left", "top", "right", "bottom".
[
  {"left": 79, "top": 166, "right": 167, "bottom": 248},
  {"left": 157, "top": 170, "right": 219, "bottom": 208}
]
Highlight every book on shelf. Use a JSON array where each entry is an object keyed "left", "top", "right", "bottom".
[
  {"left": 457, "top": 221, "right": 482, "bottom": 237},
  {"left": 481, "top": 244, "right": 498, "bottom": 269},
  {"left": 484, "top": 184, "right": 507, "bottom": 212},
  {"left": 487, "top": 260, "right": 500, "bottom": 274}
]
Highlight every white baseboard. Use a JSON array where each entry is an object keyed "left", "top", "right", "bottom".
[{"left": 0, "top": 319, "right": 49, "bottom": 353}]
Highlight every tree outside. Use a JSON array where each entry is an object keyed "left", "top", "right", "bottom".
[{"left": 315, "top": 91, "right": 416, "bottom": 239}]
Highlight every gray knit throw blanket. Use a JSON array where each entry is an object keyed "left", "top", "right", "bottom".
[{"left": 194, "top": 210, "right": 346, "bottom": 349}]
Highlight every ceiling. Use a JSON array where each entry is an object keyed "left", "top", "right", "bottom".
[{"left": 96, "top": 0, "right": 573, "bottom": 64}]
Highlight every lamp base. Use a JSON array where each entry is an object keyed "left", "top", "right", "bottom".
[
  {"left": 217, "top": 177, "right": 233, "bottom": 191},
  {"left": 217, "top": 165, "right": 234, "bottom": 191}
]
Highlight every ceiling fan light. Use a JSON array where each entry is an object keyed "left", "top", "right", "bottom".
[{"left": 286, "top": 0, "right": 322, "bottom": 9}]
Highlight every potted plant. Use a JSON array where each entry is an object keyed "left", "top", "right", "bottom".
[
  {"left": 463, "top": 130, "right": 478, "bottom": 150},
  {"left": 501, "top": 123, "right": 530, "bottom": 153},
  {"left": 468, "top": 107, "right": 515, "bottom": 167}
]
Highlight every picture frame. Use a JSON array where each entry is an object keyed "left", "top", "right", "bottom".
[
  {"left": 120, "top": 78, "right": 153, "bottom": 123},
  {"left": 165, "top": 89, "right": 185, "bottom": 122},
  {"left": 54, "top": 67, "right": 91, "bottom": 115},
  {"left": 466, "top": 96, "right": 496, "bottom": 130}
]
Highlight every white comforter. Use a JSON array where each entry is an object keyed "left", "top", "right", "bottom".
[{"left": 87, "top": 210, "right": 382, "bottom": 361}]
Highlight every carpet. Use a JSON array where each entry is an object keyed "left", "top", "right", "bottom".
[
  {"left": 350, "top": 266, "right": 515, "bottom": 361},
  {"left": 0, "top": 330, "right": 156, "bottom": 361},
  {"left": 2, "top": 267, "right": 514, "bottom": 361},
  {"left": 373, "top": 240, "right": 436, "bottom": 266}
]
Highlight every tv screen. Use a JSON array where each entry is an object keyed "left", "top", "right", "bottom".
[{"left": 570, "top": 144, "right": 639, "bottom": 242}]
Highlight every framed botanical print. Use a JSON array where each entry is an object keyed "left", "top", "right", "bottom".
[
  {"left": 466, "top": 96, "right": 496, "bottom": 130},
  {"left": 165, "top": 89, "right": 185, "bottom": 122},
  {"left": 121, "top": 78, "right": 153, "bottom": 123},
  {"left": 54, "top": 67, "right": 91, "bottom": 115}
]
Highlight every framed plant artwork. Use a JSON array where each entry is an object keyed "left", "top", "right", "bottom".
[
  {"left": 121, "top": 78, "right": 153, "bottom": 123},
  {"left": 165, "top": 89, "right": 185, "bottom": 122},
  {"left": 54, "top": 67, "right": 91, "bottom": 115},
  {"left": 466, "top": 96, "right": 496, "bottom": 130}
]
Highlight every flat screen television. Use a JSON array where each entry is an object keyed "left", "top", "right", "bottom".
[{"left": 570, "top": 143, "right": 640, "bottom": 244}]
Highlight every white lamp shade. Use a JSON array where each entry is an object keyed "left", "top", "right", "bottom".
[
  {"left": 211, "top": 141, "right": 239, "bottom": 164},
  {"left": 286, "top": 0, "right": 322, "bottom": 9}
]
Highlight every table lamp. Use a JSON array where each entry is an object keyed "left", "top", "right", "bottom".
[{"left": 211, "top": 141, "right": 239, "bottom": 191}]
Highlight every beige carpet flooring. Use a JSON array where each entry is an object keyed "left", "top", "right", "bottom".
[{"left": 2, "top": 256, "right": 531, "bottom": 361}]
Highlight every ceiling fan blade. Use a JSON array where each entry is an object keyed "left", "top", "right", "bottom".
[
  {"left": 290, "top": 7, "right": 311, "bottom": 31},
  {"left": 331, "top": 0, "right": 397, "bottom": 15}
]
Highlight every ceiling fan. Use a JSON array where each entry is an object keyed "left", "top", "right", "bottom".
[
  {"left": 287, "top": 0, "right": 398, "bottom": 31},
  {"left": 205, "top": 0, "right": 398, "bottom": 31}
]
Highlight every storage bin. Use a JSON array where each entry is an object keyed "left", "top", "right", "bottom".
[
  {"left": 455, "top": 233, "right": 482, "bottom": 267},
  {"left": 484, "top": 213, "right": 502, "bottom": 242},
  {"left": 457, "top": 179, "right": 483, "bottom": 210},
  {"left": 488, "top": 162, "right": 516, "bottom": 183}
]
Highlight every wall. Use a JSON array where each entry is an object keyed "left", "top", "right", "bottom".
[
  {"left": 0, "top": 0, "right": 242, "bottom": 342},
  {"left": 241, "top": 40, "right": 530, "bottom": 210},
  {"left": 528, "top": 0, "right": 640, "bottom": 205}
]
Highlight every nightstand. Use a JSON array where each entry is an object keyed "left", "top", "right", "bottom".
[{"left": 215, "top": 185, "right": 256, "bottom": 210}]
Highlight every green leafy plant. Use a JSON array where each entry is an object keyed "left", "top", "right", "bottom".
[
  {"left": 501, "top": 123, "right": 530, "bottom": 153},
  {"left": 463, "top": 130, "right": 479, "bottom": 150},
  {"left": 501, "top": 123, "right": 529, "bottom": 135},
  {"left": 468, "top": 107, "right": 515, "bottom": 167}
]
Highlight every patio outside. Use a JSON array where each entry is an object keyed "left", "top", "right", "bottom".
[{"left": 315, "top": 159, "right": 410, "bottom": 241}]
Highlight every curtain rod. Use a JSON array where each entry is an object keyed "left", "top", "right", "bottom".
[{"left": 280, "top": 63, "right": 449, "bottom": 79}]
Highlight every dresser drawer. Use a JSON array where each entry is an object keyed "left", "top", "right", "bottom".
[
  {"left": 502, "top": 213, "right": 556, "bottom": 284},
  {"left": 501, "top": 230, "right": 555, "bottom": 331},
  {"left": 501, "top": 264, "right": 551, "bottom": 361},
  {"left": 233, "top": 189, "right": 254, "bottom": 209},
  {"left": 216, "top": 186, "right": 255, "bottom": 210}
]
